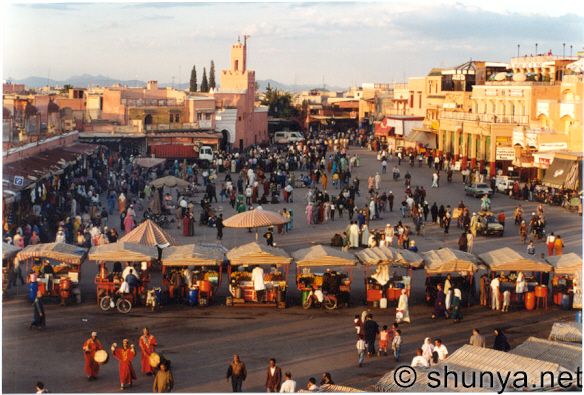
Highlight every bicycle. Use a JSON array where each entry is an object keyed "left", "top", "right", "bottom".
[
  {"left": 99, "top": 293, "right": 133, "bottom": 314},
  {"left": 302, "top": 287, "right": 338, "bottom": 310}
]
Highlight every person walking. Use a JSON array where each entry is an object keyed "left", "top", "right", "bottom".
[
  {"left": 363, "top": 314, "right": 379, "bottom": 357},
  {"left": 546, "top": 232, "right": 556, "bottom": 256},
  {"left": 152, "top": 360, "right": 174, "bottom": 393},
  {"left": 30, "top": 291, "right": 46, "bottom": 330},
  {"left": 111, "top": 339, "right": 137, "bottom": 390},
  {"left": 391, "top": 329, "right": 402, "bottom": 362},
  {"left": 226, "top": 354, "right": 247, "bottom": 392},
  {"left": 83, "top": 331, "right": 103, "bottom": 380},
  {"left": 139, "top": 327, "right": 158, "bottom": 376},
  {"left": 554, "top": 235, "right": 564, "bottom": 255},
  {"left": 265, "top": 358, "right": 282, "bottom": 392},
  {"left": 469, "top": 328, "right": 486, "bottom": 347},
  {"left": 356, "top": 337, "right": 366, "bottom": 367},
  {"left": 216, "top": 214, "right": 224, "bottom": 241}
]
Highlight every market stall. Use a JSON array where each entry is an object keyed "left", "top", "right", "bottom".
[
  {"left": 292, "top": 245, "right": 356, "bottom": 309},
  {"left": 546, "top": 253, "right": 582, "bottom": 309},
  {"left": 479, "top": 247, "right": 553, "bottom": 310},
  {"left": 161, "top": 243, "right": 227, "bottom": 306},
  {"left": 225, "top": 242, "right": 292, "bottom": 308},
  {"left": 88, "top": 242, "right": 158, "bottom": 307},
  {"left": 422, "top": 248, "right": 480, "bottom": 305},
  {"left": 15, "top": 242, "right": 87, "bottom": 304},
  {"left": 2, "top": 243, "right": 21, "bottom": 294},
  {"left": 356, "top": 246, "right": 423, "bottom": 307}
]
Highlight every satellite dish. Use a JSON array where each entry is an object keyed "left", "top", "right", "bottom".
[
  {"left": 494, "top": 72, "right": 507, "bottom": 81},
  {"left": 513, "top": 73, "right": 526, "bottom": 82}
]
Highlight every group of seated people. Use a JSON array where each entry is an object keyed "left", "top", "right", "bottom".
[{"left": 99, "top": 261, "right": 149, "bottom": 296}]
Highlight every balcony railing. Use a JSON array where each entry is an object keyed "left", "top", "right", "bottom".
[
  {"left": 440, "top": 111, "right": 529, "bottom": 124},
  {"left": 144, "top": 121, "right": 212, "bottom": 132}
]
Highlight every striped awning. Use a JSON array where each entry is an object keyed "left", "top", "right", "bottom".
[
  {"left": 15, "top": 243, "right": 87, "bottom": 265},
  {"left": 162, "top": 243, "right": 227, "bottom": 266},
  {"left": 89, "top": 242, "right": 158, "bottom": 262},
  {"left": 226, "top": 242, "right": 292, "bottom": 266},
  {"left": 119, "top": 219, "right": 176, "bottom": 247},
  {"left": 479, "top": 247, "right": 552, "bottom": 273},
  {"left": 356, "top": 246, "right": 423, "bottom": 268},
  {"left": 223, "top": 208, "right": 289, "bottom": 229},
  {"left": 2, "top": 243, "right": 21, "bottom": 260},
  {"left": 293, "top": 245, "right": 356, "bottom": 267}
]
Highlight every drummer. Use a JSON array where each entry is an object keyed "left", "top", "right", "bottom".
[
  {"left": 82, "top": 331, "right": 103, "bottom": 381},
  {"left": 139, "top": 327, "right": 158, "bottom": 376}
]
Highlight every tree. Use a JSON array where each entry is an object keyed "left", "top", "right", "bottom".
[
  {"left": 209, "top": 60, "right": 216, "bottom": 90},
  {"left": 189, "top": 65, "right": 197, "bottom": 92},
  {"left": 260, "top": 87, "right": 298, "bottom": 118},
  {"left": 200, "top": 67, "right": 209, "bottom": 92}
]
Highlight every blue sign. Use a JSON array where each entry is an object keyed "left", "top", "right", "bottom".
[{"left": 13, "top": 176, "right": 24, "bottom": 186}]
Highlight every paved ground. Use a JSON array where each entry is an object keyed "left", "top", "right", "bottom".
[{"left": 2, "top": 146, "right": 582, "bottom": 393}]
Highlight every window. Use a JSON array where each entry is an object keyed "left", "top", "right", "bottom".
[
  {"left": 169, "top": 114, "right": 173, "bottom": 123},
  {"left": 418, "top": 92, "right": 422, "bottom": 109},
  {"left": 409, "top": 92, "right": 414, "bottom": 108}
]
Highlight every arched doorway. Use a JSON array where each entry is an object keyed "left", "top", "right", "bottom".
[
  {"left": 144, "top": 114, "right": 153, "bottom": 129},
  {"left": 220, "top": 129, "right": 230, "bottom": 151}
]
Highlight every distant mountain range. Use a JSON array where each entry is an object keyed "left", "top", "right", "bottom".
[{"left": 5, "top": 74, "right": 347, "bottom": 93}]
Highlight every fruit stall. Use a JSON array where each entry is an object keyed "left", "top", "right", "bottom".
[
  {"left": 292, "top": 244, "right": 357, "bottom": 309},
  {"left": 356, "top": 246, "right": 423, "bottom": 307},
  {"left": 546, "top": 253, "right": 582, "bottom": 310},
  {"left": 421, "top": 248, "right": 481, "bottom": 306},
  {"left": 479, "top": 247, "right": 553, "bottom": 310},
  {"left": 225, "top": 242, "right": 292, "bottom": 308},
  {"left": 161, "top": 243, "right": 227, "bottom": 306},
  {"left": 15, "top": 242, "right": 87, "bottom": 304},
  {"left": 88, "top": 242, "right": 158, "bottom": 307}
]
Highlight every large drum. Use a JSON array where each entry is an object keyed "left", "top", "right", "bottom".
[
  {"left": 149, "top": 352, "right": 161, "bottom": 368},
  {"left": 524, "top": 291, "right": 536, "bottom": 311},
  {"left": 94, "top": 350, "right": 109, "bottom": 364}
]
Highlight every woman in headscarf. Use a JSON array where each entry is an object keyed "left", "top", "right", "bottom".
[
  {"left": 451, "top": 289, "right": 463, "bottom": 323},
  {"left": 421, "top": 337, "right": 434, "bottom": 363},
  {"left": 432, "top": 284, "right": 446, "bottom": 319},
  {"left": 493, "top": 328, "right": 510, "bottom": 352},
  {"left": 396, "top": 289, "right": 410, "bottom": 323}
]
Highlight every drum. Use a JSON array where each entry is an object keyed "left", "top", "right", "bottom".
[
  {"left": 94, "top": 350, "right": 109, "bottom": 364},
  {"left": 524, "top": 291, "right": 536, "bottom": 311},
  {"left": 149, "top": 352, "right": 161, "bottom": 368},
  {"left": 534, "top": 285, "right": 547, "bottom": 298}
]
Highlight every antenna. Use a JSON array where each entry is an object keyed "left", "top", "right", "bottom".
[
  {"left": 535, "top": 43, "right": 538, "bottom": 55},
  {"left": 517, "top": 44, "right": 520, "bottom": 57},
  {"left": 570, "top": 45, "right": 573, "bottom": 56}
]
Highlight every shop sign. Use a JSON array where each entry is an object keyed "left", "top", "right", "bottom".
[
  {"left": 13, "top": 176, "right": 24, "bottom": 186},
  {"left": 496, "top": 136, "right": 511, "bottom": 144},
  {"left": 496, "top": 147, "right": 516, "bottom": 160},
  {"left": 539, "top": 142, "right": 568, "bottom": 152}
]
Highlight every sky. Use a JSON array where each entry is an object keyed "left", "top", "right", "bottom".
[{"left": 2, "top": 0, "right": 583, "bottom": 88}]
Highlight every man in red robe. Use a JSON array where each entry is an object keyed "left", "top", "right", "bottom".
[
  {"left": 112, "top": 339, "right": 137, "bottom": 390},
  {"left": 83, "top": 331, "right": 103, "bottom": 380},
  {"left": 139, "top": 327, "right": 158, "bottom": 376}
]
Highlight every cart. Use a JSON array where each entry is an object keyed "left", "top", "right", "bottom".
[
  {"left": 225, "top": 242, "right": 292, "bottom": 308},
  {"left": 15, "top": 243, "right": 87, "bottom": 305},
  {"left": 88, "top": 242, "right": 157, "bottom": 309},
  {"left": 161, "top": 243, "right": 227, "bottom": 306},
  {"left": 356, "top": 246, "right": 423, "bottom": 307},
  {"left": 293, "top": 245, "right": 356, "bottom": 309}
]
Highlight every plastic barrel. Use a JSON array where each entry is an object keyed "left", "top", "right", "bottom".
[
  {"left": 561, "top": 294, "right": 571, "bottom": 310},
  {"left": 524, "top": 291, "right": 535, "bottom": 311},
  {"left": 188, "top": 288, "right": 199, "bottom": 306},
  {"left": 301, "top": 290, "right": 310, "bottom": 306},
  {"left": 28, "top": 282, "right": 39, "bottom": 302},
  {"left": 576, "top": 311, "right": 582, "bottom": 323},
  {"left": 553, "top": 292, "right": 562, "bottom": 305}
]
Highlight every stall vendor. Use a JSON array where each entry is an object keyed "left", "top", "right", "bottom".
[{"left": 252, "top": 266, "right": 266, "bottom": 302}]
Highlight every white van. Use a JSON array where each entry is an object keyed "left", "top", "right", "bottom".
[{"left": 273, "top": 131, "right": 305, "bottom": 144}]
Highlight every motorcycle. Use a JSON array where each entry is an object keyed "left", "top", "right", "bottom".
[{"left": 302, "top": 287, "right": 338, "bottom": 310}]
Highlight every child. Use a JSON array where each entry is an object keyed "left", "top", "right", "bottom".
[
  {"left": 356, "top": 337, "right": 366, "bottom": 368},
  {"left": 378, "top": 325, "right": 389, "bottom": 356},
  {"left": 392, "top": 329, "right": 402, "bottom": 362},
  {"left": 502, "top": 290, "right": 511, "bottom": 312}
]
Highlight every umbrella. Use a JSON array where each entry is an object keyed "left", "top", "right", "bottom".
[
  {"left": 150, "top": 175, "right": 189, "bottom": 189},
  {"left": 223, "top": 208, "right": 289, "bottom": 228},
  {"left": 118, "top": 219, "right": 176, "bottom": 247},
  {"left": 134, "top": 157, "right": 166, "bottom": 168}
]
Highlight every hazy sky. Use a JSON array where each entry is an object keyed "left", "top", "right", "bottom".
[{"left": 2, "top": 0, "right": 583, "bottom": 87}]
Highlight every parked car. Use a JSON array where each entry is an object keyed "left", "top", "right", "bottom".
[
  {"left": 495, "top": 176, "right": 520, "bottom": 194},
  {"left": 476, "top": 211, "right": 504, "bottom": 237},
  {"left": 273, "top": 131, "right": 305, "bottom": 144},
  {"left": 464, "top": 183, "right": 494, "bottom": 198}
]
